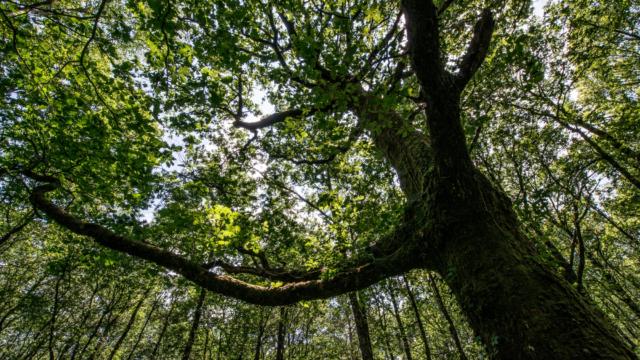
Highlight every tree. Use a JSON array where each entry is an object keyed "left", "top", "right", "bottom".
[{"left": 1, "top": 0, "right": 638, "bottom": 358}]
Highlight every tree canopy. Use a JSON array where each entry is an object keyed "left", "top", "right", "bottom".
[{"left": 1, "top": 0, "right": 639, "bottom": 358}]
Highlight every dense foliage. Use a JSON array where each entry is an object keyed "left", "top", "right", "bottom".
[{"left": 0, "top": 0, "right": 638, "bottom": 358}]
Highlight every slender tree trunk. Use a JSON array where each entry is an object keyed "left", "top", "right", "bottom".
[
  {"left": 371, "top": 293, "right": 395, "bottom": 360},
  {"left": 0, "top": 275, "right": 47, "bottom": 335},
  {"left": 346, "top": 302, "right": 357, "bottom": 360},
  {"left": 428, "top": 275, "right": 467, "bottom": 360},
  {"left": 572, "top": 204, "right": 587, "bottom": 294},
  {"left": 183, "top": 288, "right": 207, "bottom": 360},
  {"left": 216, "top": 309, "right": 226, "bottom": 360},
  {"left": 151, "top": 296, "right": 176, "bottom": 358},
  {"left": 203, "top": 328, "right": 210, "bottom": 360},
  {"left": 126, "top": 293, "right": 160, "bottom": 360},
  {"left": 74, "top": 288, "right": 123, "bottom": 360},
  {"left": 387, "top": 283, "right": 413, "bottom": 360},
  {"left": 64, "top": 281, "right": 103, "bottom": 357},
  {"left": 348, "top": 292, "right": 374, "bottom": 360},
  {"left": 108, "top": 287, "right": 151, "bottom": 360},
  {"left": 92, "top": 295, "right": 129, "bottom": 357},
  {"left": 236, "top": 316, "right": 250, "bottom": 359},
  {"left": 588, "top": 253, "right": 640, "bottom": 319},
  {"left": 402, "top": 276, "right": 432, "bottom": 360},
  {"left": 252, "top": 310, "right": 266, "bottom": 360},
  {"left": 275, "top": 307, "right": 286, "bottom": 360},
  {"left": 48, "top": 273, "right": 64, "bottom": 360}
]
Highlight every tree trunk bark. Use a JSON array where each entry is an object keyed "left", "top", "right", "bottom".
[
  {"left": 348, "top": 292, "right": 374, "bottom": 360},
  {"left": 427, "top": 170, "right": 637, "bottom": 359},
  {"left": 399, "top": 1, "right": 637, "bottom": 357}
]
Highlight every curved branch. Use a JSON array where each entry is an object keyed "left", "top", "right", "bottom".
[
  {"left": 28, "top": 176, "right": 421, "bottom": 306},
  {"left": 455, "top": 9, "right": 495, "bottom": 90},
  {"left": 203, "top": 260, "right": 323, "bottom": 282}
]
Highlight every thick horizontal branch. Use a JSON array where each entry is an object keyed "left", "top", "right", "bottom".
[
  {"left": 203, "top": 260, "right": 323, "bottom": 282},
  {"left": 233, "top": 109, "right": 310, "bottom": 131},
  {"left": 27, "top": 175, "right": 423, "bottom": 306},
  {"left": 455, "top": 9, "right": 495, "bottom": 90}
]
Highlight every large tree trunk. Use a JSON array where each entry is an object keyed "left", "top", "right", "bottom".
[
  {"left": 398, "top": 2, "right": 638, "bottom": 357},
  {"left": 427, "top": 169, "right": 637, "bottom": 359}
]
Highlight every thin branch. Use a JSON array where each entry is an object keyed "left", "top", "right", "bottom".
[
  {"left": 436, "top": 0, "right": 456, "bottom": 16},
  {"left": 268, "top": 127, "right": 362, "bottom": 166},
  {"left": 0, "top": 6, "right": 34, "bottom": 75},
  {"left": 356, "top": 10, "right": 403, "bottom": 81},
  {"left": 78, "top": 0, "right": 116, "bottom": 118},
  {"left": 0, "top": 211, "right": 34, "bottom": 247},
  {"left": 78, "top": 0, "right": 108, "bottom": 68}
]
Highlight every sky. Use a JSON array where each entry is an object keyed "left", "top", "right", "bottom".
[{"left": 533, "top": 0, "right": 548, "bottom": 18}]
